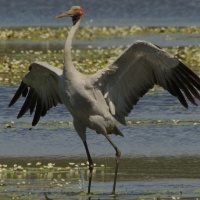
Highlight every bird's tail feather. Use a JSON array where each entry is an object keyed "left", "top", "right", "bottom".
[{"left": 113, "top": 126, "right": 124, "bottom": 137}]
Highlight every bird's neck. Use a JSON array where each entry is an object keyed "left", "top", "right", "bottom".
[{"left": 63, "top": 18, "right": 82, "bottom": 77}]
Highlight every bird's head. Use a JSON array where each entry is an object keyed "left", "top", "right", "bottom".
[{"left": 56, "top": 6, "right": 84, "bottom": 25}]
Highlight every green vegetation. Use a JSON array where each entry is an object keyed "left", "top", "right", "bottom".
[
  {"left": 0, "top": 26, "right": 200, "bottom": 41},
  {"left": 1, "top": 26, "right": 200, "bottom": 85},
  {"left": 1, "top": 45, "right": 200, "bottom": 85}
]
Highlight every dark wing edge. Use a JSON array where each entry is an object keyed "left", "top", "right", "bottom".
[
  {"left": 90, "top": 40, "right": 200, "bottom": 125},
  {"left": 8, "top": 61, "right": 63, "bottom": 126}
]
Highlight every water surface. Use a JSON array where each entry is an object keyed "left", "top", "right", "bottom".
[
  {"left": 1, "top": 86, "right": 200, "bottom": 158},
  {"left": 1, "top": 0, "right": 200, "bottom": 27}
]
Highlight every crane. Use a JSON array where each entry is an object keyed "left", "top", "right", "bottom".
[{"left": 8, "top": 6, "right": 200, "bottom": 195}]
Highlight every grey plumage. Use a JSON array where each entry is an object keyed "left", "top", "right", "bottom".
[
  {"left": 9, "top": 62, "right": 63, "bottom": 125},
  {"left": 9, "top": 6, "right": 200, "bottom": 195}
]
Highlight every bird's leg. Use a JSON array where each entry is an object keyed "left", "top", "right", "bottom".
[
  {"left": 104, "top": 134, "right": 121, "bottom": 195},
  {"left": 83, "top": 141, "right": 94, "bottom": 195}
]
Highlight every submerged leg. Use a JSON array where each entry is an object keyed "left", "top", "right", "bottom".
[
  {"left": 83, "top": 141, "right": 94, "bottom": 195},
  {"left": 104, "top": 134, "right": 121, "bottom": 195}
]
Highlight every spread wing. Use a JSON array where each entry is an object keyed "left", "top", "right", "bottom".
[
  {"left": 90, "top": 40, "right": 200, "bottom": 125},
  {"left": 8, "top": 61, "right": 63, "bottom": 126}
]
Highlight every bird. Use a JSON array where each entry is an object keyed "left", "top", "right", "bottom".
[{"left": 8, "top": 5, "right": 200, "bottom": 195}]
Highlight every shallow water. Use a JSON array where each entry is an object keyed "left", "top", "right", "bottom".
[
  {"left": 1, "top": 85, "right": 200, "bottom": 198},
  {"left": 0, "top": 156, "right": 200, "bottom": 199},
  {"left": 1, "top": 86, "right": 200, "bottom": 158}
]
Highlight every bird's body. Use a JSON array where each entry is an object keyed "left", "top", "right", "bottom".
[
  {"left": 58, "top": 15, "right": 122, "bottom": 140},
  {"left": 59, "top": 72, "right": 118, "bottom": 140},
  {"left": 9, "top": 5, "right": 200, "bottom": 195}
]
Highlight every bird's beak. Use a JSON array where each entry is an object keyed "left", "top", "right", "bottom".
[{"left": 56, "top": 10, "right": 72, "bottom": 19}]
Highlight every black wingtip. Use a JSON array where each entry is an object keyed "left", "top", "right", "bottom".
[
  {"left": 32, "top": 121, "right": 37, "bottom": 126},
  {"left": 32, "top": 97, "right": 43, "bottom": 126},
  {"left": 32, "top": 114, "right": 40, "bottom": 126},
  {"left": 8, "top": 82, "right": 27, "bottom": 107},
  {"left": 17, "top": 114, "right": 21, "bottom": 119}
]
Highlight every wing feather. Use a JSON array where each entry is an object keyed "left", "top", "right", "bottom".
[
  {"left": 29, "top": 91, "right": 37, "bottom": 115},
  {"left": 17, "top": 88, "right": 35, "bottom": 118},
  {"left": 9, "top": 61, "right": 63, "bottom": 126},
  {"left": 170, "top": 72, "right": 196, "bottom": 105},
  {"left": 9, "top": 82, "right": 27, "bottom": 107},
  {"left": 33, "top": 97, "right": 43, "bottom": 126},
  {"left": 90, "top": 40, "right": 200, "bottom": 124}
]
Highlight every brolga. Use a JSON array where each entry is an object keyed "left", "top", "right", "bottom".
[{"left": 9, "top": 6, "right": 200, "bottom": 194}]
